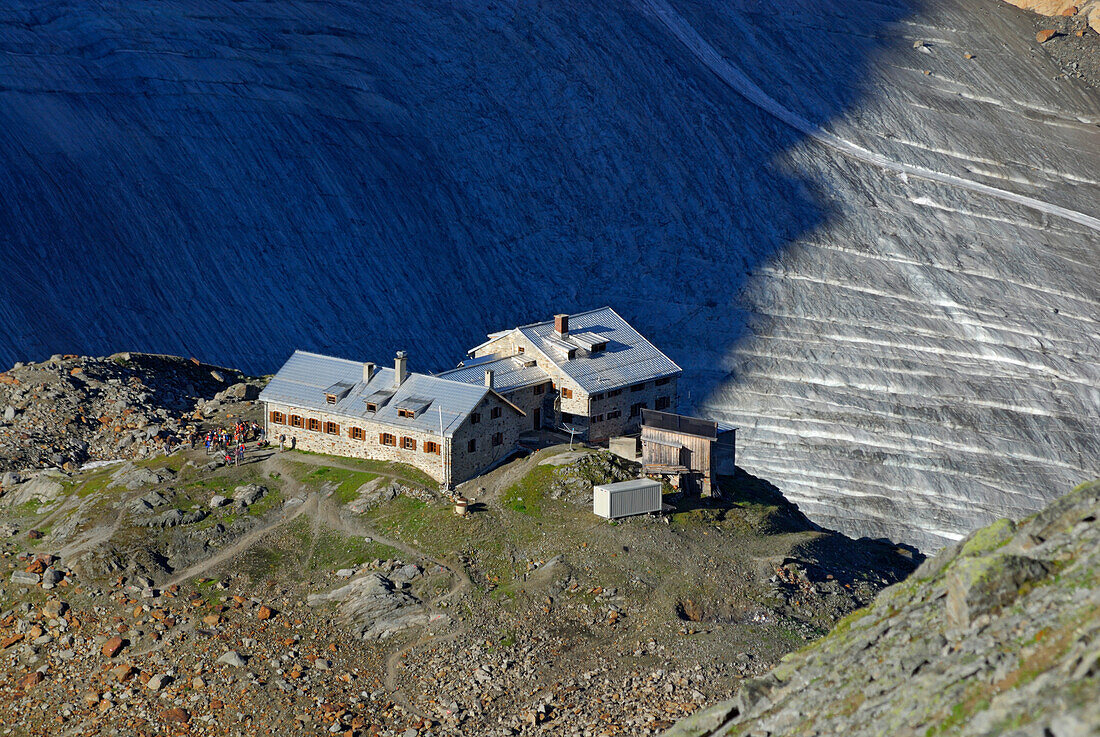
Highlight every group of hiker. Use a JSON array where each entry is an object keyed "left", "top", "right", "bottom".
[{"left": 197, "top": 420, "right": 266, "bottom": 466}]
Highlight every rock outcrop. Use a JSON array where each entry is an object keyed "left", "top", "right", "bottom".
[
  {"left": 0, "top": 354, "right": 253, "bottom": 473},
  {"left": 305, "top": 572, "right": 444, "bottom": 640},
  {"left": 665, "top": 479, "right": 1100, "bottom": 736},
  {"left": 1003, "top": 0, "right": 1100, "bottom": 33}
]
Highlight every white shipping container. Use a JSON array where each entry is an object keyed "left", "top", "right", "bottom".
[{"left": 593, "top": 478, "right": 663, "bottom": 519}]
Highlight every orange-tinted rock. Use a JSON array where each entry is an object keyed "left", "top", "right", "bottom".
[
  {"left": 19, "top": 672, "right": 44, "bottom": 689},
  {"left": 257, "top": 605, "right": 274, "bottom": 621},
  {"left": 162, "top": 707, "right": 190, "bottom": 724},
  {"left": 1036, "top": 29, "right": 1058, "bottom": 42},
  {"left": 101, "top": 635, "right": 126, "bottom": 658},
  {"left": 0, "top": 634, "right": 23, "bottom": 649},
  {"left": 112, "top": 663, "right": 136, "bottom": 682}
]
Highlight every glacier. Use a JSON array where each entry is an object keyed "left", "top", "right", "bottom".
[{"left": 0, "top": 0, "right": 1097, "bottom": 551}]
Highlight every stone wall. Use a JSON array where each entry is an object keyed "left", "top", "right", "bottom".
[
  {"left": 585, "top": 376, "right": 679, "bottom": 440},
  {"left": 449, "top": 393, "right": 528, "bottom": 483},
  {"left": 264, "top": 401, "right": 449, "bottom": 483}
]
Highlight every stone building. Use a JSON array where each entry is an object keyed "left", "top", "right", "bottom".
[
  {"left": 440, "top": 307, "right": 681, "bottom": 441},
  {"left": 260, "top": 350, "right": 526, "bottom": 487}
]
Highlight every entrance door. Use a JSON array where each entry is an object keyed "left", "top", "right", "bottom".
[{"left": 533, "top": 407, "right": 541, "bottom": 430}]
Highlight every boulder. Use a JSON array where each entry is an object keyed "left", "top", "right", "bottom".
[
  {"left": 11, "top": 570, "right": 40, "bottom": 585},
  {"left": 217, "top": 650, "right": 247, "bottom": 668},
  {"left": 233, "top": 484, "right": 266, "bottom": 507},
  {"left": 945, "top": 554, "right": 1050, "bottom": 629}
]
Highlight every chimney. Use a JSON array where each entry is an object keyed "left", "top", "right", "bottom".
[
  {"left": 363, "top": 362, "right": 375, "bottom": 384},
  {"left": 484, "top": 369, "right": 494, "bottom": 388},
  {"left": 394, "top": 351, "right": 408, "bottom": 387},
  {"left": 554, "top": 313, "right": 569, "bottom": 337}
]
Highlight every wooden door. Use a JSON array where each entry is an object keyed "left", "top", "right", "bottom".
[{"left": 533, "top": 407, "right": 541, "bottom": 430}]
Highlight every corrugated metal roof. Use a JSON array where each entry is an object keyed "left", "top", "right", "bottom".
[
  {"left": 516, "top": 307, "right": 681, "bottom": 393},
  {"left": 594, "top": 478, "right": 663, "bottom": 494},
  {"left": 260, "top": 350, "right": 506, "bottom": 438},
  {"left": 437, "top": 355, "right": 550, "bottom": 393}
]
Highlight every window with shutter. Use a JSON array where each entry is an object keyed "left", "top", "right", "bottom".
[
  {"left": 467, "top": 439, "right": 476, "bottom": 453},
  {"left": 491, "top": 406, "right": 502, "bottom": 419},
  {"left": 401, "top": 437, "right": 416, "bottom": 451}
]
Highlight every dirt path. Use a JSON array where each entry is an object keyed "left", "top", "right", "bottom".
[{"left": 162, "top": 493, "right": 317, "bottom": 589}]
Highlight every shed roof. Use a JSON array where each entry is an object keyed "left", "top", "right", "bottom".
[
  {"left": 260, "top": 350, "right": 521, "bottom": 438},
  {"left": 438, "top": 355, "right": 551, "bottom": 393},
  {"left": 486, "top": 307, "right": 681, "bottom": 394},
  {"left": 642, "top": 409, "right": 733, "bottom": 439},
  {"left": 594, "top": 478, "right": 663, "bottom": 494}
]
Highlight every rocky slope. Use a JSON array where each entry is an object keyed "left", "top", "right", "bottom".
[
  {"left": 0, "top": 353, "right": 257, "bottom": 473},
  {"left": 666, "top": 478, "right": 1100, "bottom": 737},
  {"left": 0, "top": 363, "right": 921, "bottom": 735}
]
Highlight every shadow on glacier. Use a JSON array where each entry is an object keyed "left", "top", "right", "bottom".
[{"left": 0, "top": 0, "right": 918, "bottom": 380}]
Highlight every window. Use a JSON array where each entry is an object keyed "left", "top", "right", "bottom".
[
  {"left": 491, "top": 406, "right": 502, "bottom": 419},
  {"left": 608, "top": 389, "right": 622, "bottom": 398},
  {"left": 470, "top": 412, "right": 481, "bottom": 425},
  {"left": 594, "top": 414, "right": 604, "bottom": 423},
  {"left": 325, "top": 394, "right": 337, "bottom": 405},
  {"left": 365, "top": 403, "right": 378, "bottom": 413},
  {"left": 424, "top": 441, "right": 441, "bottom": 455},
  {"left": 290, "top": 415, "right": 303, "bottom": 428},
  {"left": 492, "top": 432, "right": 503, "bottom": 447},
  {"left": 631, "top": 382, "right": 646, "bottom": 392},
  {"left": 324, "top": 421, "right": 340, "bottom": 435},
  {"left": 307, "top": 418, "right": 321, "bottom": 432},
  {"left": 561, "top": 387, "right": 573, "bottom": 399},
  {"left": 401, "top": 436, "right": 416, "bottom": 451},
  {"left": 607, "top": 410, "right": 621, "bottom": 420},
  {"left": 630, "top": 402, "right": 646, "bottom": 418},
  {"left": 655, "top": 396, "right": 671, "bottom": 411},
  {"left": 518, "top": 346, "right": 524, "bottom": 354},
  {"left": 592, "top": 393, "right": 604, "bottom": 402},
  {"left": 270, "top": 411, "right": 286, "bottom": 424},
  {"left": 397, "top": 408, "right": 414, "bottom": 419},
  {"left": 467, "top": 438, "right": 477, "bottom": 453},
  {"left": 349, "top": 427, "right": 364, "bottom": 441},
  {"left": 380, "top": 433, "right": 396, "bottom": 446},
  {"left": 533, "top": 383, "right": 545, "bottom": 396},
  {"left": 655, "top": 377, "right": 671, "bottom": 387}
]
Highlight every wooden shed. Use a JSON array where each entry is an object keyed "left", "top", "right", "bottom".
[{"left": 640, "top": 409, "right": 736, "bottom": 498}]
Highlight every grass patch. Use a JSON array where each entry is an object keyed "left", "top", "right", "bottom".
[
  {"left": 502, "top": 465, "right": 555, "bottom": 516},
  {"left": 301, "top": 466, "right": 379, "bottom": 504},
  {"left": 284, "top": 450, "right": 437, "bottom": 489},
  {"left": 74, "top": 469, "right": 115, "bottom": 498},
  {"left": 280, "top": 519, "right": 399, "bottom": 573}
]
